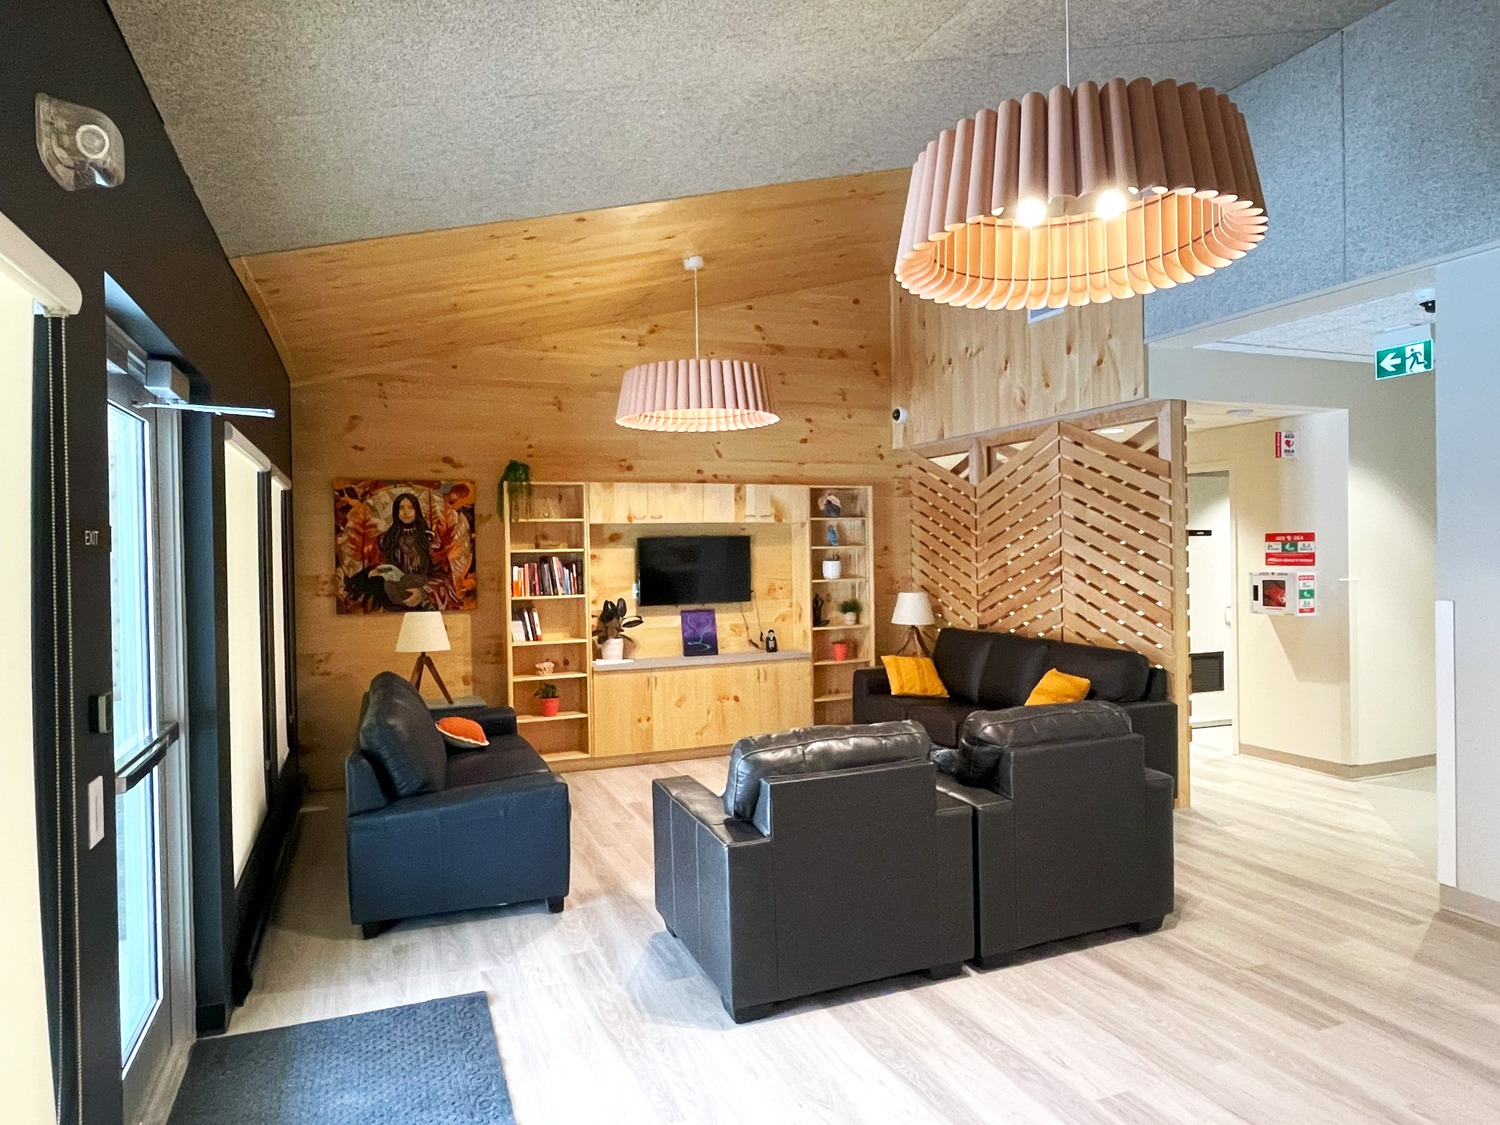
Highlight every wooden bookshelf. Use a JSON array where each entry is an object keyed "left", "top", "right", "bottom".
[
  {"left": 503, "top": 482, "right": 592, "bottom": 759},
  {"left": 807, "top": 485, "right": 876, "bottom": 725}
]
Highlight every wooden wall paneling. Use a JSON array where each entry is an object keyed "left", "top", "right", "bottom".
[
  {"left": 909, "top": 459, "right": 979, "bottom": 629},
  {"left": 889, "top": 281, "right": 1147, "bottom": 449}
]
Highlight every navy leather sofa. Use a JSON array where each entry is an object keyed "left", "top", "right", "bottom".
[{"left": 345, "top": 672, "right": 570, "bottom": 937}]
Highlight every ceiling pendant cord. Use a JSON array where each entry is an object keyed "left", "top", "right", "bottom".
[{"left": 1063, "top": 0, "right": 1071, "bottom": 88}]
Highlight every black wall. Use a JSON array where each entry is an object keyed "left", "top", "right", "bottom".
[{"left": 3, "top": 3, "right": 294, "bottom": 1122}]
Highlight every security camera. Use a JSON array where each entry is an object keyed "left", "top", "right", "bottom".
[
  {"left": 36, "top": 94, "right": 125, "bottom": 191},
  {"left": 892, "top": 406, "right": 909, "bottom": 424},
  {"left": 1416, "top": 288, "right": 1436, "bottom": 315}
]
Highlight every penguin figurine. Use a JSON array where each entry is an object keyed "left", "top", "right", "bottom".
[{"left": 764, "top": 629, "right": 778, "bottom": 653}]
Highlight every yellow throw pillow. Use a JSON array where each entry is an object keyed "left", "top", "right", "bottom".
[
  {"left": 1025, "top": 668, "right": 1092, "bottom": 706},
  {"left": 882, "top": 655, "right": 949, "bottom": 698}
]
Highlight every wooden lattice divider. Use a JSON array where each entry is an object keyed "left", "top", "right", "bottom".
[{"left": 906, "top": 400, "right": 1191, "bottom": 804}]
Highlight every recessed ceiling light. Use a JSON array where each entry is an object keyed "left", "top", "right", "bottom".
[{"left": 1227, "top": 408, "right": 1255, "bottom": 416}]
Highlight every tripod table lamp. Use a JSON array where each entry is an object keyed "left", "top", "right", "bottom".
[
  {"left": 891, "top": 591, "right": 935, "bottom": 656},
  {"left": 396, "top": 611, "right": 454, "bottom": 704}
]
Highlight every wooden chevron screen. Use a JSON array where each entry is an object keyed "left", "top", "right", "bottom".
[{"left": 908, "top": 400, "right": 1190, "bottom": 801}]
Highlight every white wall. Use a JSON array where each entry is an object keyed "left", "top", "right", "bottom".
[
  {"left": 1435, "top": 247, "right": 1500, "bottom": 906},
  {"left": 1188, "top": 414, "right": 1353, "bottom": 765},
  {"left": 0, "top": 273, "right": 58, "bottom": 1124},
  {"left": 225, "top": 439, "right": 268, "bottom": 882},
  {"left": 1152, "top": 346, "right": 1437, "bottom": 769}
]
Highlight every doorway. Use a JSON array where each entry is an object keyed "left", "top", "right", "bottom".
[
  {"left": 107, "top": 340, "right": 193, "bottom": 1119},
  {"left": 1187, "top": 471, "right": 1235, "bottom": 752}
]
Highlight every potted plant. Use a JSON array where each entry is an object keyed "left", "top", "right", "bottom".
[
  {"left": 839, "top": 598, "right": 862, "bottom": 625},
  {"left": 822, "top": 552, "right": 843, "bottom": 580},
  {"left": 501, "top": 459, "right": 533, "bottom": 520},
  {"left": 830, "top": 640, "right": 850, "bottom": 662},
  {"left": 535, "top": 681, "right": 561, "bottom": 717},
  {"left": 592, "top": 598, "right": 643, "bottom": 661}
]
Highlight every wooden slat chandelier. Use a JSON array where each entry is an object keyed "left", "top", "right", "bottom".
[
  {"left": 896, "top": 12, "right": 1268, "bottom": 310},
  {"left": 615, "top": 256, "right": 778, "bottom": 432}
]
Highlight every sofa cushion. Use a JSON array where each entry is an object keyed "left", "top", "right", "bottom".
[
  {"left": 881, "top": 655, "right": 948, "bottom": 698},
  {"left": 932, "top": 628, "right": 995, "bottom": 704},
  {"left": 936, "top": 701, "right": 1133, "bottom": 788},
  {"left": 358, "top": 672, "right": 448, "bottom": 798},
  {"left": 722, "top": 720, "right": 929, "bottom": 822},
  {"left": 1025, "top": 668, "right": 1091, "bottom": 706},
  {"left": 1043, "top": 639, "right": 1151, "bottom": 703},
  {"left": 899, "top": 699, "right": 974, "bottom": 749},
  {"left": 972, "top": 631, "right": 1053, "bottom": 708},
  {"left": 444, "top": 735, "right": 553, "bottom": 788},
  {"left": 436, "top": 716, "right": 489, "bottom": 749}
]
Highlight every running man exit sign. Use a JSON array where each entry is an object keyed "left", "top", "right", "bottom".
[{"left": 1374, "top": 325, "right": 1434, "bottom": 380}]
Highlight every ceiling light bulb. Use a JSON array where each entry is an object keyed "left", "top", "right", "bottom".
[
  {"left": 1013, "top": 197, "right": 1048, "bottom": 227},
  {"left": 1095, "top": 188, "right": 1128, "bottom": 219}
]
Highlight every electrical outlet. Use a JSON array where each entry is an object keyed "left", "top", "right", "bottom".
[{"left": 87, "top": 776, "right": 105, "bottom": 848}]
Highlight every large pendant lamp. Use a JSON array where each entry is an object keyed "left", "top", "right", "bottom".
[
  {"left": 615, "top": 256, "right": 778, "bottom": 432},
  {"left": 896, "top": 3, "right": 1268, "bottom": 310}
]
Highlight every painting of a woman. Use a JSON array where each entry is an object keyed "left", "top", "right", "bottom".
[{"left": 334, "top": 479, "right": 477, "bottom": 614}]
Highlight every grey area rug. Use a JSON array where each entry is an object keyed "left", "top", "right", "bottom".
[{"left": 168, "top": 993, "right": 515, "bottom": 1125}]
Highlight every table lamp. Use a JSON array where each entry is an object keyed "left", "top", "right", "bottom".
[
  {"left": 891, "top": 591, "right": 935, "bottom": 656},
  {"left": 396, "top": 611, "right": 453, "bottom": 703}
]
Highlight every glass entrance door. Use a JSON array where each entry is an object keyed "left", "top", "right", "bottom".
[{"left": 107, "top": 370, "right": 186, "bottom": 1116}]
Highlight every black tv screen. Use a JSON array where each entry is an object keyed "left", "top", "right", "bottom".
[{"left": 637, "top": 536, "right": 752, "bottom": 606}]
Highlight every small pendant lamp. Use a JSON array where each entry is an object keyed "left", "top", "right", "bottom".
[
  {"left": 615, "top": 256, "right": 778, "bottom": 432},
  {"left": 896, "top": 1, "right": 1268, "bottom": 309}
]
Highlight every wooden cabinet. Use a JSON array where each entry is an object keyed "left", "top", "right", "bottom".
[
  {"left": 591, "top": 658, "right": 813, "bottom": 758},
  {"left": 587, "top": 481, "right": 805, "bottom": 525}
]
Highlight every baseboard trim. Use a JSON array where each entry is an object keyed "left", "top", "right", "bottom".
[
  {"left": 1238, "top": 744, "right": 1436, "bottom": 779},
  {"left": 1440, "top": 885, "right": 1500, "bottom": 929}
]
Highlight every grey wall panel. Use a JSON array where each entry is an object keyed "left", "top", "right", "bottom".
[
  {"left": 1343, "top": 0, "right": 1500, "bottom": 280},
  {"left": 1145, "top": 35, "right": 1346, "bottom": 339},
  {"left": 1146, "top": 0, "right": 1500, "bottom": 341}
]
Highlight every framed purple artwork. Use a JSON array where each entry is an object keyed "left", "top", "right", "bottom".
[{"left": 680, "top": 608, "right": 719, "bottom": 657}]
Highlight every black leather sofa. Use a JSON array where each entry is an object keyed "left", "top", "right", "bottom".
[
  {"left": 652, "top": 721, "right": 974, "bottom": 1022},
  {"left": 853, "top": 626, "right": 1179, "bottom": 791},
  {"left": 933, "top": 702, "right": 1175, "bottom": 967},
  {"left": 346, "top": 672, "right": 571, "bottom": 937}
]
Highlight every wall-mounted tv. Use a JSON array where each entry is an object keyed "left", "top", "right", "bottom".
[{"left": 637, "top": 535, "right": 752, "bottom": 606}]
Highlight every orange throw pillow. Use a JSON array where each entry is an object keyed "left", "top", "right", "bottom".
[
  {"left": 1025, "top": 668, "right": 1091, "bottom": 706},
  {"left": 436, "top": 716, "right": 489, "bottom": 749},
  {"left": 882, "top": 655, "right": 949, "bottom": 698}
]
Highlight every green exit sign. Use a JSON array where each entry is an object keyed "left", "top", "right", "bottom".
[{"left": 1374, "top": 326, "right": 1434, "bottom": 380}]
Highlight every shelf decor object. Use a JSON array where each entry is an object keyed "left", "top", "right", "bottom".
[
  {"left": 895, "top": 5, "right": 1266, "bottom": 309},
  {"left": 395, "top": 611, "right": 454, "bottom": 704},
  {"left": 615, "top": 256, "right": 778, "bottom": 432},
  {"left": 890, "top": 591, "right": 935, "bottom": 656}
]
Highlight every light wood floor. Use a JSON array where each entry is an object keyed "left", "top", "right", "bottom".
[{"left": 224, "top": 749, "right": 1500, "bottom": 1124}]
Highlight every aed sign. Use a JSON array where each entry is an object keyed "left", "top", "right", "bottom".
[
  {"left": 1274, "top": 430, "right": 1297, "bottom": 459},
  {"left": 1266, "top": 531, "right": 1316, "bottom": 567},
  {"left": 1374, "top": 325, "right": 1434, "bottom": 380}
]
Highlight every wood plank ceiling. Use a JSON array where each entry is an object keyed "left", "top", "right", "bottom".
[{"left": 234, "top": 170, "right": 910, "bottom": 387}]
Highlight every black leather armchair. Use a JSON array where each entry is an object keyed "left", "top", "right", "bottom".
[
  {"left": 652, "top": 721, "right": 974, "bottom": 1022},
  {"left": 933, "top": 702, "right": 1174, "bottom": 967},
  {"left": 346, "top": 673, "right": 571, "bottom": 936}
]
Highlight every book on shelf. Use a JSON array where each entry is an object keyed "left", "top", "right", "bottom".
[
  {"left": 511, "top": 555, "right": 583, "bottom": 597},
  {"left": 511, "top": 606, "right": 544, "bottom": 641}
]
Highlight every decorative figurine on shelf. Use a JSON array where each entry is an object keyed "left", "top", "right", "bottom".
[
  {"left": 764, "top": 629, "right": 778, "bottom": 653},
  {"left": 826, "top": 524, "right": 839, "bottom": 546},
  {"left": 812, "top": 593, "right": 826, "bottom": 627},
  {"left": 534, "top": 660, "right": 556, "bottom": 676},
  {"left": 818, "top": 491, "right": 843, "bottom": 518},
  {"left": 592, "top": 597, "right": 643, "bottom": 661}
]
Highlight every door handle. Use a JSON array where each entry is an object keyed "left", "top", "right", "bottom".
[{"left": 115, "top": 720, "right": 180, "bottom": 795}]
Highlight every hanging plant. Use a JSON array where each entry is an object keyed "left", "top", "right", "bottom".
[{"left": 500, "top": 460, "right": 533, "bottom": 519}]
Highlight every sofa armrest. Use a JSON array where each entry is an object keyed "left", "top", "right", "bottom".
[
  {"left": 1121, "top": 699, "right": 1178, "bottom": 793},
  {"left": 345, "top": 753, "right": 389, "bottom": 815},
  {"left": 852, "top": 666, "right": 892, "bottom": 697},
  {"left": 651, "top": 776, "right": 775, "bottom": 1012}
]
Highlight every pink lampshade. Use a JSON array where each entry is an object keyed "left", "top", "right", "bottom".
[{"left": 614, "top": 357, "right": 778, "bottom": 432}]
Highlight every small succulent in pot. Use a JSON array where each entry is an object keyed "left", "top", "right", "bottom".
[
  {"left": 839, "top": 598, "right": 862, "bottom": 625},
  {"left": 534, "top": 681, "right": 561, "bottom": 716}
]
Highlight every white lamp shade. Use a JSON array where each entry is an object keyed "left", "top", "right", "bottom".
[
  {"left": 891, "top": 591, "right": 935, "bottom": 627},
  {"left": 395, "top": 611, "right": 450, "bottom": 653}
]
